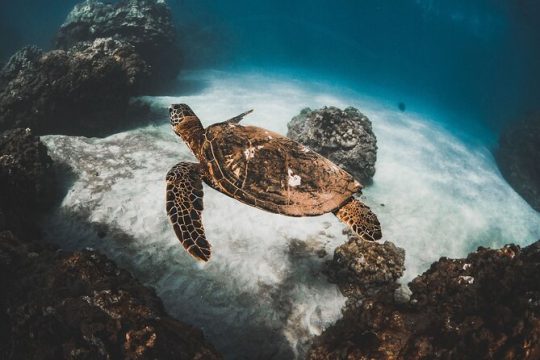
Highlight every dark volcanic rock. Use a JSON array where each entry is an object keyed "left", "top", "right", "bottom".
[
  {"left": 0, "top": 232, "right": 221, "bottom": 359},
  {"left": 0, "top": 40, "right": 149, "bottom": 136},
  {"left": 0, "top": 128, "right": 56, "bottom": 239},
  {"left": 0, "top": 130, "right": 221, "bottom": 359},
  {"left": 495, "top": 113, "right": 540, "bottom": 212},
  {"left": 287, "top": 106, "right": 378, "bottom": 185},
  {"left": 0, "top": 0, "right": 182, "bottom": 135},
  {"left": 309, "top": 241, "right": 540, "bottom": 359},
  {"left": 0, "top": 45, "right": 42, "bottom": 78},
  {"left": 56, "top": 0, "right": 182, "bottom": 92},
  {"left": 325, "top": 235, "right": 405, "bottom": 301}
]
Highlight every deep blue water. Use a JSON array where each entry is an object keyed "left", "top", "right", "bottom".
[
  {"left": 1, "top": 0, "right": 539, "bottom": 133},
  {"left": 3, "top": 3, "right": 539, "bottom": 356}
]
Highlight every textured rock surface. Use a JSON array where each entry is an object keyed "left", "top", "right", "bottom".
[
  {"left": 0, "top": 130, "right": 221, "bottom": 359},
  {"left": 0, "top": 0, "right": 181, "bottom": 136},
  {"left": 325, "top": 235, "right": 405, "bottom": 301},
  {"left": 0, "top": 40, "right": 149, "bottom": 135},
  {"left": 309, "top": 240, "right": 540, "bottom": 359},
  {"left": 495, "top": 112, "right": 540, "bottom": 212},
  {"left": 287, "top": 106, "right": 378, "bottom": 184},
  {"left": 56, "top": 0, "right": 182, "bottom": 92},
  {"left": 0, "top": 234, "right": 221, "bottom": 359},
  {"left": 0, "top": 128, "right": 56, "bottom": 239}
]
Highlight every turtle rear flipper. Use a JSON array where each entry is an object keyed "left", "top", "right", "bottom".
[
  {"left": 166, "top": 162, "right": 211, "bottom": 261},
  {"left": 334, "top": 197, "right": 382, "bottom": 241}
]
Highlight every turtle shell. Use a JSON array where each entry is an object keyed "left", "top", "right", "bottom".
[{"left": 200, "top": 122, "right": 361, "bottom": 216}]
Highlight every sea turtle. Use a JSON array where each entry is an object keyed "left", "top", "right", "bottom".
[{"left": 166, "top": 104, "right": 382, "bottom": 261}]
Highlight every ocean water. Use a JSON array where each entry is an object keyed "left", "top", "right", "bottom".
[
  {"left": 2, "top": 0, "right": 540, "bottom": 358},
  {"left": 2, "top": 1, "right": 540, "bottom": 130},
  {"left": 172, "top": 0, "right": 540, "bottom": 131},
  {"left": 42, "top": 70, "right": 540, "bottom": 358}
]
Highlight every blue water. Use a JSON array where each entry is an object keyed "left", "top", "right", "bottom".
[
  {"left": 1, "top": 0, "right": 539, "bottom": 134},
  {"left": 3, "top": 2, "right": 539, "bottom": 357},
  {"left": 174, "top": 0, "right": 540, "bottom": 133}
]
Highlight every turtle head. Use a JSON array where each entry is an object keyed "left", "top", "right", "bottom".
[
  {"left": 169, "top": 104, "right": 204, "bottom": 156},
  {"left": 169, "top": 104, "right": 197, "bottom": 127}
]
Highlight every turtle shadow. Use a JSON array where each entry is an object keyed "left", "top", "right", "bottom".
[
  {"left": 39, "top": 159, "right": 78, "bottom": 214},
  {"left": 261, "top": 237, "right": 339, "bottom": 358}
]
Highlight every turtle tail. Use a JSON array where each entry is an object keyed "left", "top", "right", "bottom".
[{"left": 333, "top": 197, "right": 382, "bottom": 241}]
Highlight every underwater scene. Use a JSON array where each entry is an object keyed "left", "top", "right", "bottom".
[{"left": 1, "top": 1, "right": 540, "bottom": 359}]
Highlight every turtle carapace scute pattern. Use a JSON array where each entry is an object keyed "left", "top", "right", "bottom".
[{"left": 166, "top": 104, "right": 382, "bottom": 262}]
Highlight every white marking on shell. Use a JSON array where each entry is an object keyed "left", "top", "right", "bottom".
[
  {"left": 287, "top": 168, "right": 301, "bottom": 187},
  {"left": 257, "top": 145, "right": 264, "bottom": 149},
  {"left": 301, "top": 146, "right": 310, "bottom": 153},
  {"left": 243, "top": 146, "right": 256, "bottom": 159}
]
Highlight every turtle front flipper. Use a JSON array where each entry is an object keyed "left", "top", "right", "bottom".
[
  {"left": 166, "top": 162, "right": 211, "bottom": 262},
  {"left": 334, "top": 197, "right": 382, "bottom": 241}
]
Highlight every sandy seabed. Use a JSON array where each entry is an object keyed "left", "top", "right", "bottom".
[{"left": 42, "top": 70, "right": 540, "bottom": 359}]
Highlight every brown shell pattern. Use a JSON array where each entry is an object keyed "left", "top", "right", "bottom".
[{"left": 200, "top": 123, "right": 361, "bottom": 216}]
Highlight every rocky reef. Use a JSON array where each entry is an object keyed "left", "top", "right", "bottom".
[
  {"left": 287, "top": 106, "right": 378, "bottom": 184},
  {"left": 0, "top": 128, "right": 56, "bottom": 239},
  {"left": 56, "top": 0, "right": 182, "bottom": 92},
  {"left": 495, "top": 112, "right": 540, "bottom": 212},
  {"left": 0, "top": 0, "right": 180, "bottom": 136},
  {"left": 324, "top": 236, "right": 406, "bottom": 302},
  {"left": 309, "top": 237, "right": 540, "bottom": 359},
  {"left": 0, "top": 235, "right": 221, "bottom": 359},
  {"left": 0, "top": 41, "right": 149, "bottom": 136},
  {"left": 0, "top": 129, "right": 220, "bottom": 359}
]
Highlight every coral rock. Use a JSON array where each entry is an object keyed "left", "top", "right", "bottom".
[
  {"left": 0, "top": 128, "right": 55, "bottom": 239},
  {"left": 287, "top": 106, "right": 378, "bottom": 184},
  {"left": 0, "top": 232, "right": 221, "bottom": 359},
  {"left": 325, "top": 236, "right": 405, "bottom": 301},
  {"left": 56, "top": 0, "right": 182, "bottom": 92},
  {"left": 309, "top": 240, "right": 540, "bottom": 359},
  {"left": 0, "top": 40, "right": 149, "bottom": 136}
]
